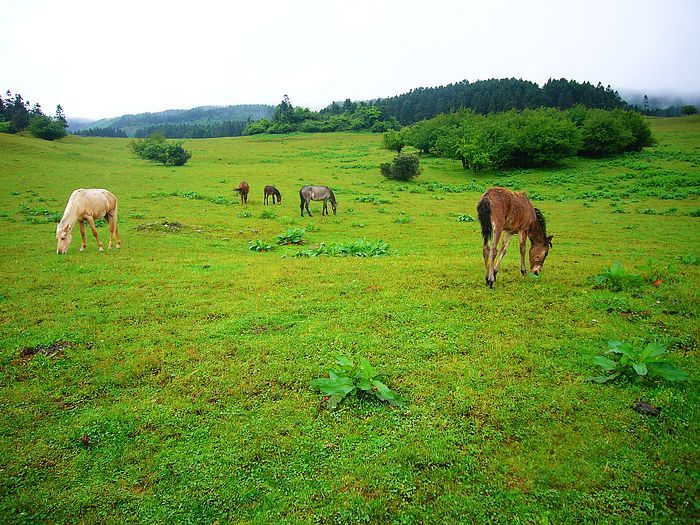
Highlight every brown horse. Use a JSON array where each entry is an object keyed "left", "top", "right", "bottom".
[
  {"left": 477, "top": 187, "right": 552, "bottom": 288},
  {"left": 264, "top": 185, "right": 282, "bottom": 205},
  {"left": 236, "top": 181, "right": 250, "bottom": 204},
  {"left": 56, "top": 188, "right": 120, "bottom": 254}
]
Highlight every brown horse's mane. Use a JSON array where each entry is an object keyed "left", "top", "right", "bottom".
[{"left": 534, "top": 207, "right": 547, "bottom": 239}]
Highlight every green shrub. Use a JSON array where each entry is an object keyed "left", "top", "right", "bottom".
[
  {"left": 29, "top": 115, "right": 66, "bottom": 140},
  {"left": 130, "top": 133, "right": 192, "bottom": 166},
  {"left": 588, "top": 341, "right": 688, "bottom": 383},
  {"left": 310, "top": 354, "right": 405, "bottom": 409},
  {"left": 380, "top": 154, "right": 421, "bottom": 181}
]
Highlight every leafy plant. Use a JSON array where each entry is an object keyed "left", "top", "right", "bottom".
[
  {"left": 639, "top": 259, "right": 677, "bottom": 287},
  {"left": 248, "top": 239, "right": 275, "bottom": 252},
  {"left": 295, "top": 239, "right": 389, "bottom": 258},
  {"left": 260, "top": 209, "right": 277, "bottom": 219},
  {"left": 456, "top": 214, "right": 475, "bottom": 222},
  {"left": 588, "top": 341, "right": 689, "bottom": 383},
  {"left": 677, "top": 253, "right": 699, "bottom": 265},
  {"left": 275, "top": 228, "right": 306, "bottom": 245},
  {"left": 237, "top": 209, "right": 252, "bottom": 218},
  {"left": 310, "top": 354, "right": 405, "bottom": 409},
  {"left": 588, "top": 261, "right": 644, "bottom": 291}
]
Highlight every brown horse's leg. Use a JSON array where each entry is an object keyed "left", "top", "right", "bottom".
[
  {"left": 85, "top": 216, "right": 104, "bottom": 251},
  {"left": 519, "top": 230, "right": 527, "bottom": 275},
  {"left": 482, "top": 240, "right": 491, "bottom": 286},
  {"left": 487, "top": 226, "right": 502, "bottom": 288},
  {"left": 79, "top": 220, "right": 87, "bottom": 251},
  {"left": 494, "top": 232, "right": 514, "bottom": 276}
]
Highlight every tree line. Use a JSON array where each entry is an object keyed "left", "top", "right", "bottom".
[
  {"left": 0, "top": 90, "right": 68, "bottom": 140},
  {"left": 369, "top": 78, "right": 629, "bottom": 125},
  {"left": 385, "top": 106, "right": 654, "bottom": 170}
]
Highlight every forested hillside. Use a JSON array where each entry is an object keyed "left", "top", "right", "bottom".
[
  {"left": 365, "top": 78, "right": 628, "bottom": 125},
  {"left": 75, "top": 104, "right": 274, "bottom": 137}
]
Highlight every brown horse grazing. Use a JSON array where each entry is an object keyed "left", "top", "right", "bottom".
[
  {"left": 477, "top": 187, "right": 552, "bottom": 288},
  {"left": 236, "top": 181, "right": 250, "bottom": 204},
  {"left": 264, "top": 185, "right": 282, "bottom": 205},
  {"left": 56, "top": 189, "right": 120, "bottom": 254}
]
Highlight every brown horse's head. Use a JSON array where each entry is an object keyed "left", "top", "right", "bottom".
[
  {"left": 56, "top": 223, "right": 72, "bottom": 254},
  {"left": 529, "top": 235, "right": 553, "bottom": 275}
]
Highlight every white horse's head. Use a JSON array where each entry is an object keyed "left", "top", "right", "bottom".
[{"left": 56, "top": 223, "right": 72, "bottom": 254}]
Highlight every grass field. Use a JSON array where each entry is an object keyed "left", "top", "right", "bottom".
[{"left": 1, "top": 117, "right": 699, "bottom": 524}]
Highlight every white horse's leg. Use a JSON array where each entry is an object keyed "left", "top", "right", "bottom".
[
  {"left": 86, "top": 216, "right": 103, "bottom": 251},
  {"left": 79, "top": 220, "right": 87, "bottom": 251}
]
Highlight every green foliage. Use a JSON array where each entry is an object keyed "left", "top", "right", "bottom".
[
  {"left": 681, "top": 105, "right": 697, "bottom": 116},
  {"left": 588, "top": 261, "right": 644, "bottom": 291},
  {"left": 260, "top": 209, "right": 277, "bottom": 219},
  {"left": 310, "top": 354, "right": 405, "bottom": 409},
  {"left": 380, "top": 154, "right": 421, "bottom": 181},
  {"left": 295, "top": 239, "right": 389, "bottom": 258},
  {"left": 382, "top": 130, "right": 405, "bottom": 154},
  {"left": 248, "top": 239, "right": 275, "bottom": 252},
  {"left": 639, "top": 259, "right": 677, "bottom": 286},
  {"left": 588, "top": 341, "right": 689, "bottom": 383},
  {"left": 456, "top": 214, "right": 475, "bottom": 222},
  {"left": 29, "top": 115, "right": 67, "bottom": 140},
  {"left": 129, "top": 133, "right": 192, "bottom": 166},
  {"left": 275, "top": 228, "right": 306, "bottom": 245}
]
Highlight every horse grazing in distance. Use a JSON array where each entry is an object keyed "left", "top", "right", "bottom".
[
  {"left": 56, "top": 189, "right": 120, "bottom": 254},
  {"left": 300, "top": 185, "right": 337, "bottom": 217},
  {"left": 264, "top": 185, "right": 282, "bottom": 205},
  {"left": 236, "top": 181, "right": 250, "bottom": 204},
  {"left": 477, "top": 187, "right": 552, "bottom": 288}
]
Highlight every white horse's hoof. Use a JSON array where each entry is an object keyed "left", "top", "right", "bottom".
[
  {"left": 80, "top": 247, "right": 85, "bottom": 252},
  {"left": 98, "top": 247, "right": 104, "bottom": 252}
]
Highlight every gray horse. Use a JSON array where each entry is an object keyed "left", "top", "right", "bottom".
[{"left": 299, "top": 186, "right": 336, "bottom": 217}]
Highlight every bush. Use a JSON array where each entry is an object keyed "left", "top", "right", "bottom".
[
  {"left": 381, "top": 154, "right": 421, "bottom": 181},
  {"left": 29, "top": 115, "right": 67, "bottom": 140},
  {"left": 382, "top": 130, "right": 405, "bottom": 153},
  {"left": 0, "top": 120, "right": 16, "bottom": 133},
  {"left": 130, "top": 133, "right": 192, "bottom": 166}
]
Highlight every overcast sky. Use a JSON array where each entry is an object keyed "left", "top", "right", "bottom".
[{"left": 2, "top": 0, "right": 699, "bottom": 120}]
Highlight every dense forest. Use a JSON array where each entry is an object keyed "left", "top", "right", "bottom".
[
  {"left": 0, "top": 90, "right": 68, "bottom": 140},
  {"left": 242, "top": 78, "right": 632, "bottom": 136},
  {"left": 365, "top": 78, "right": 629, "bottom": 125}
]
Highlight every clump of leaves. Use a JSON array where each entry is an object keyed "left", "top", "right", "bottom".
[
  {"left": 589, "top": 261, "right": 644, "bottom": 291},
  {"left": 456, "top": 214, "right": 475, "bottom": 222},
  {"left": 295, "top": 239, "right": 389, "bottom": 258},
  {"left": 310, "top": 354, "right": 406, "bottom": 409},
  {"left": 588, "top": 341, "right": 689, "bottom": 383},
  {"left": 248, "top": 239, "right": 275, "bottom": 252},
  {"left": 275, "top": 228, "right": 306, "bottom": 245},
  {"left": 237, "top": 210, "right": 252, "bottom": 219},
  {"left": 639, "top": 259, "right": 677, "bottom": 287},
  {"left": 260, "top": 209, "right": 277, "bottom": 219},
  {"left": 677, "top": 253, "right": 699, "bottom": 265}
]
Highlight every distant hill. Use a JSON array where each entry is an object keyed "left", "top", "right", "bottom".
[{"left": 73, "top": 104, "right": 275, "bottom": 136}]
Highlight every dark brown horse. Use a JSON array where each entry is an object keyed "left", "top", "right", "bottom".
[
  {"left": 477, "top": 187, "right": 552, "bottom": 288},
  {"left": 235, "top": 181, "right": 250, "bottom": 204},
  {"left": 264, "top": 185, "right": 282, "bottom": 205}
]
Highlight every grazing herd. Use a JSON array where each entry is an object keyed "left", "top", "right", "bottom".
[{"left": 55, "top": 181, "right": 552, "bottom": 287}]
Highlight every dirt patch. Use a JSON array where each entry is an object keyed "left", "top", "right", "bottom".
[
  {"left": 18, "top": 340, "right": 73, "bottom": 362},
  {"left": 136, "top": 221, "right": 191, "bottom": 233}
]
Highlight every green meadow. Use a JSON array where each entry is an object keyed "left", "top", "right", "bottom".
[{"left": 1, "top": 117, "right": 699, "bottom": 524}]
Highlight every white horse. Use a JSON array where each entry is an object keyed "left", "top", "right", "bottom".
[{"left": 56, "top": 189, "right": 121, "bottom": 254}]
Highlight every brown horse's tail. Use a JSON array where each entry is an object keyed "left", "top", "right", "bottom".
[{"left": 477, "top": 197, "right": 492, "bottom": 244}]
